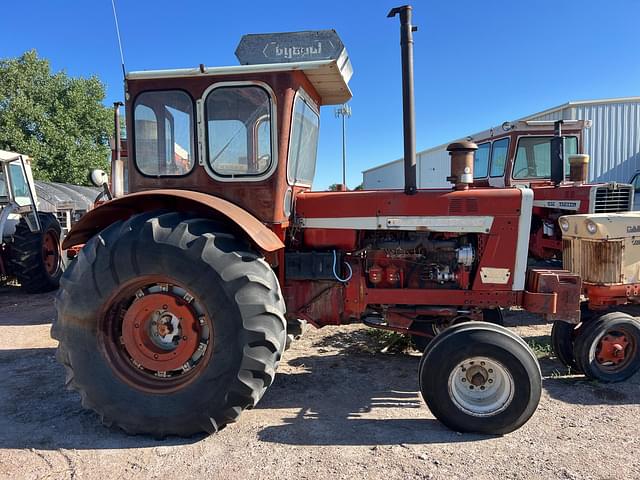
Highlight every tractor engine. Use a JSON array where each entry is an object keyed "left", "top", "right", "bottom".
[{"left": 362, "top": 232, "right": 474, "bottom": 290}]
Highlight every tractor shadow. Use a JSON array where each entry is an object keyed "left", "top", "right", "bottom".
[
  {"left": 257, "top": 327, "right": 640, "bottom": 446},
  {"left": 0, "top": 286, "right": 57, "bottom": 326},
  {"left": 257, "top": 329, "right": 487, "bottom": 446},
  {"left": 0, "top": 347, "right": 201, "bottom": 450}
]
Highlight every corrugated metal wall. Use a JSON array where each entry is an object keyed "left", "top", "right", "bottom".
[
  {"left": 364, "top": 98, "right": 640, "bottom": 189},
  {"left": 528, "top": 100, "right": 640, "bottom": 183},
  {"left": 362, "top": 160, "right": 404, "bottom": 189}
]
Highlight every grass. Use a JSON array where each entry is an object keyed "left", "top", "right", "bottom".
[
  {"left": 526, "top": 337, "right": 553, "bottom": 359},
  {"left": 366, "top": 329, "right": 415, "bottom": 353}
]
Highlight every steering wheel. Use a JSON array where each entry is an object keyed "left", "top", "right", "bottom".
[{"left": 514, "top": 166, "right": 531, "bottom": 178}]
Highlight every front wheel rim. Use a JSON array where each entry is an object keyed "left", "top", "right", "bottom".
[
  {"left": 448, "top": 356, "right": 515, "bottom": 417},
  {"left": 100, "top": 279, "right": 213, "bottom": 393},
  {"left": 593, "top": 327, "right": 637, "bottom": 372}
]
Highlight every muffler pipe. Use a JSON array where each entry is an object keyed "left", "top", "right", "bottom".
[{"left": 388, "top": 5, "right": 417, "bottom": 195}]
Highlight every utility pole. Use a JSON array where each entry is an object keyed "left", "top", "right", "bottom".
[{"left": 334, "top": 103, "right": 352, "bottom": 188}]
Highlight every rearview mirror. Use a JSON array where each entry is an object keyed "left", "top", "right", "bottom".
[{"left": 89, "top": 169, "right": 109, "bottom": 187}]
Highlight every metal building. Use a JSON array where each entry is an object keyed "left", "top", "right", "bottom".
[{"left": 363, "top": 96, "right": 640, "bottom": 189}]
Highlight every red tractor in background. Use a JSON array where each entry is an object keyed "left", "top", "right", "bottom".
[
  {"left": 53, "top": 6, "right": 640, "bottom": 438},
  {"left": 464, "top": 119, "right": 633, "bottom": 261}
]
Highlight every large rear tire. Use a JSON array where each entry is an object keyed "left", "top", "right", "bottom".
[
  {"left": 419, "top": 322, "right": 541, "bottom": 435},
  {"left": 10, "top": 212, "right": 64, "bottom": 293},
  {"left": 52, "top": 212, "right": 286, "bottom": 437}
]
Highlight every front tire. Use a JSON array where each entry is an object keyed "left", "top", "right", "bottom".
[
  {"left": 573, "top": 312, "right": 640, "bottom": 383},
  {"left": 52, "top": 212, "right": 286, "bottom": 437},
  {"left": 419, "top": 322, "right": 541, "bottom": 435}
]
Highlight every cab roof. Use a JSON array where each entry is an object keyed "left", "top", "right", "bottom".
[{"left": 127, "top": 58, "right": 353, "bottom": 106}]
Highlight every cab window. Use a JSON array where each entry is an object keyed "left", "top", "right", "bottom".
[
  {"left": 473, "top": 142, "right": 490, "bottom": 178},
  {"left": 489, "top": 138, "right": 510, "bottom": 177},
  {"left": 288, "top": 93, "right": 320, "bottom": 186},
  {"left": 513, "top": 136, "right": 578, "bottom": 179},
  {"left": 133, "top": 90, "right": 195, "bottom": 176},
  {"left": 205, "top": 86, "right": 273, "bottom": 178}
]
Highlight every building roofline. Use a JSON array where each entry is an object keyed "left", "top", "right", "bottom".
[{"left": 404, "top": 96, "right": 640, "bottom": 163}]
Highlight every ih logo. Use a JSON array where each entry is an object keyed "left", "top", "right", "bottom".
[{"left": 627, "top": 225, "right": 640, "bottom": 234}]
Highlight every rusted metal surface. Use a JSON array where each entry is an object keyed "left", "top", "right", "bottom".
[
  {"left": 121, "top": 292, "right": 200, "bottom": 372},
  {"left": 524, "top": 269, "right": 582, "bottom": 323},
  {"left": 99, "top": 276, "right": 214, "bottom": 394},
  {"left": 42, "top": 230, "right": 59, "bottom": 275},
  {"left": 62, "top": 189, "right": 284, "bottom": 252},
  {"left": 597, "top": 333, "right": 630, "bottom": 366},
  {"left": 569, "top": 154, "right": 590, "bottom": 184},
  {"left": 125, "top": 71, "right": 320, "bottom": 227},
  {"left": 586, "top": 284, "right": 640, "bottom": 308},
  {"left": 447, "top": 141, "right": 478, "bottom": 190}
]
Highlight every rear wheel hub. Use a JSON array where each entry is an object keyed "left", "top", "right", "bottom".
[
  {"left": 121, "top": 292, "right": 201, "bottom": 373},
  {"left": 102, "top": 281, "right": 212, "bottom": 392}
]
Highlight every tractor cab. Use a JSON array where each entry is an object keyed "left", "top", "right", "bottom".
[
  {"left": 0, "top": 151, "right": 64, "bottom": 292},
  {"left": 0, "top": 150, "right": 41, "bottom": 236},
  {"left": 121, "top": 31, "right": 352, "bottom": 226}
]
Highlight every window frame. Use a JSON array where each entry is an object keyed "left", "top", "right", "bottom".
[
  {"left": 287, "top": 88, "right": 320, "bottom": 187},
  {"left": 473, "top": 141, "right": 491, "bottom": 179},
  {"left": 489, "top": 137, "right": 510, "bottom": 178},
  {"left": 131, "top": 89, "right": 197, "bottom": 178},
  {"left": 511, "top": 134, "right": 579, "bottom": 180},
  {"left": 200, "top": 81, "right": 279, "bottom": 183}
]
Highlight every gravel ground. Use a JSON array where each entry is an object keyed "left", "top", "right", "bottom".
[{"left": 0, "top": 285, "right": 639, "bottom": 480}]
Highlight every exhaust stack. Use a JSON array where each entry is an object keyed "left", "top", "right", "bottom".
[
  {"left": 388, "top": 5, "right": 418, "bottom": 195},
  {"left": 550, "top": 120, "right": 564, "bottom": 185}
]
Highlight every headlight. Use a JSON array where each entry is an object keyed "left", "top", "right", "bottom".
[
  {"left": 586, "top": 220, "right": 598, "bottom": 235},
  {"left": 559, "top": 217, "right": 570, "bottom": 232}
]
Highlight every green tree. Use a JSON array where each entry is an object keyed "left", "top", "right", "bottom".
[{"left": 0, "top": 50, "right": 112, "bottom": 185}]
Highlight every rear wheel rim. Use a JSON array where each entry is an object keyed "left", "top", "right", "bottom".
[
  {"left": 100, "top": 278, "right": 213, "bottom": 393},
  {"left": 448, "top": 356, "right": 515, "bottom": 417},
  {"left": 42, "top": 229, "right": 60, "bottom": 276}
]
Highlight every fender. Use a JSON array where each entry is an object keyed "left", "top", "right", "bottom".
[{"left": 62, "top": 189, "right": 284, "bottom": 252}]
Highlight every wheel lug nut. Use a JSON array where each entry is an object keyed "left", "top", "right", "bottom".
[
  {"left": 488, "top": 369, "right": 493, "bottom": 373},
  {"left": 480, "top": 361, "right": 485, "bottom": 366},
  {"left": 461, "top": 378, "right": 466, "bottom": 382},
  {"left": 154, "top": 354, "right": 158, "bottom": 359},
  {"left": 162, "top": 304, "right": 168, "bottom": 310},
  {"left": 480, "top": 386, "right": 485, "bottom": 390},
  {"left": 134, "top": 323, "right": 139, "bottom": 328},
  {"left": 182, "top": 336, "right": 187, "bottom": 340},
  {"left": 488, "top": 379, "right": 493, "bottom": 383},
  {"left": 469, "top": 385, "right": 474, "bottom": 390}
]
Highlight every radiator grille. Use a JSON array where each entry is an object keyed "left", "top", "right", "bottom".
[
  {"left": 592, "top": 185, "right": 632, "bottom": 213},
  {"left": 563, "top": 238, "right": 624, "bottom": 284}
]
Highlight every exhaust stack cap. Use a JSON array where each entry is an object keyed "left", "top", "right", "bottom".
[
  {"left": 568, "top": 154, "right": 590, "bottom": 184},
  {"left": 447, "top": 141, "right": 478, "bottom": 190}
]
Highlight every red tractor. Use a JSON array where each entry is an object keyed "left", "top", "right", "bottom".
[
  {"left": 465, "top": 119, "right": 633, "bottom": 261},
  {"left": 53, "top": 6, "right": 640, "bottom": 437}
]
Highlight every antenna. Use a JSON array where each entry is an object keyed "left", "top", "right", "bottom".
[{"left": 110, "top": 0, "right": 126, "bottom": 78}]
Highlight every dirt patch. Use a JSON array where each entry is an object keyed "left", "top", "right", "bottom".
[{"left": 0, "top": 287, "right": 639, "bottom": 479}]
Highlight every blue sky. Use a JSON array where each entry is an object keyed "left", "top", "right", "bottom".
[{"left": 2, "top": 0, "right": 639, "bottom": 189}]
